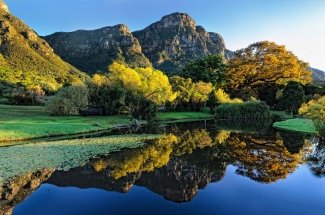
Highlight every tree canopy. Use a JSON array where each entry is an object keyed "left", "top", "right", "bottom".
[
  {"left": 182, "top": 55, "right": 228, "bottom": 87},
  {"left": 227, "top": 41, "right": 312, "bottom": 93}
]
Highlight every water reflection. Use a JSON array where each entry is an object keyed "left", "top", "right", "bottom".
[{"left": 0, "top": 121, "right": 322, "bottom": 214}]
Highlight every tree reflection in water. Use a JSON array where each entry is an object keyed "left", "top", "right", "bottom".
[
  {"left": 0, "top": 126, "right": 316, "bottom": 214},
  {"left": 47, "top": 128, "right": 312, "bottom": 201}
]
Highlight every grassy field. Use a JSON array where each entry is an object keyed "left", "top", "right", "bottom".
[
  {"left": 0, "top": 105, "right": 213, "bottom": 142},
  {"left": 273, "top": 118, "right": 318, "bottom": 134}
]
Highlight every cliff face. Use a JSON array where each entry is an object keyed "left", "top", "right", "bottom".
[
  {"left": 43, "top": 12, "right": 227, "bottom": 75},
  {"left": 44, "top": 24, "right": 151, "bottom": 74},
  {"left": 133, "top": 13, "right": 226, "bottom": 74}
]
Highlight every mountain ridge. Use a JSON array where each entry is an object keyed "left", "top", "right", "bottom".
[{"left": 44, "top": 12, "right": 228, "bottom": 75}]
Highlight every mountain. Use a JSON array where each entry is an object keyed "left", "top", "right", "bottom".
[
  {"left": 0, "top": 0, "right": 85, "bottom": 91},
  {"left": 310, "top": 67, "right": 325, "bottom": 81},
  {"left": 133, "top": 13, "right": 227, "bottom": 74},
  {"left": 44, "top": 13, "right": 228, "bottom": 75},
  {"left": 44, "top": 25, "right": 151, "bottom": 75}
]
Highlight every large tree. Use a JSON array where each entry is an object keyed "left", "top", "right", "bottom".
[
  {"left": 182, "top": 55, "right": 228, "bottom": 87},
  {"left": 108, "top": 62, "right": 176, "bottom": 120},
  {"left": 227, "top": 41, "right": 312, "bottom": 99}
]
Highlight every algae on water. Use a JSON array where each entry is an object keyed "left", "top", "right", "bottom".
[{"left": 0, "top": 134, "right": 160, "bottom": 185}]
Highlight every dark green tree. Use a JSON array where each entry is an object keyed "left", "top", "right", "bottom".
[
  {"left": 182, "top": 55, "right": 228, "bottom": 87},
  {"left": 277, "top": 81, "right": 306, "bottom": 114}
]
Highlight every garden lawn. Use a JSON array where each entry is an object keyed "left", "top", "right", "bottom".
[
  {"left": 0, "top": 105, "right": 131, "bottom": 142},
  {"left": 273, "top": 118, "right": 318, "bottom": 134},
  {"left": 0, "top": 105, "right": 214, "bottom": 142}
]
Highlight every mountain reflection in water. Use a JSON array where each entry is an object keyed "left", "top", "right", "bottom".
[{"left": 1, "top": 121, "right": 324, "bottom": 215}]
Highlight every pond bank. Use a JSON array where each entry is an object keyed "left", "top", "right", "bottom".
[{"left": 0, "top": 105, "right": 213, "bottom": 143}]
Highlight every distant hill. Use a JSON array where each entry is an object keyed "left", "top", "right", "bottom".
[
  {"left": 0, "top": 0, "right": 86, "bottom": 91},
  {"left": 44, "top": 13, "right": 229, "bottom": 75},
  {"left": 310, "top": 67, "right": 325, "bottom": 81}
]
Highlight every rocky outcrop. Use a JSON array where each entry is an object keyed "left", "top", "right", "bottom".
[
  {"left": 133, "top": 13, "right": 226, "bottom": 74},
  {"left": 43, "top": 12, "right": 227, "bottom": 75},
  {"left": 44, "top": 24, "right": 151, "bottom": 74},
  {"left": 0, "top": 0, "right": 9, "bottom": 13}
]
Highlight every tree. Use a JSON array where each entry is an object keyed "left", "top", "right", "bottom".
[
  {"left": 46, "top": 85, "right": 89, "bottom": 116},
  {"left": 190, "top": 81, "right": 214, "bottom": 110},
  {"left": 182, "top": 55, "right": 228, "bottom": 87},
  {"left": 169, "top": 76, "right": 195, "bottom": 110},
  {"left": 87, "top": 74, "right": 126, "bottom": 115},
  {"left": 108, "top": 62, "right": 176, "bottom": 120},
  {"left": 277, "top": 81, "right": 306, "bottom": 114},
  {"left": 299, "top": 96, "right": 325, "bottom": 141},
  {"left": 227, "top": 41, "right": 312, "bottom": 99}
]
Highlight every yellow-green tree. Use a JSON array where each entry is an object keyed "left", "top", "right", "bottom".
[
  {"left": 169, "top": 76, "right": 195, "bottom": 110},
  {"left": 191, "top": 81, "right": 214, "bottom": 110},
  {"left": 299, "top": 96, "right": 325, "bottom": 140},
  {"left": 108, "top": 62, "right": 176, "bottom": 119},
  {"left": 227, "top": 41, "right": 312, "bottom": 98}
]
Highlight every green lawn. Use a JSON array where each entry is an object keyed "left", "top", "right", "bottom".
[
  {"left": 273, "top": 118, "right": 318, "bottom": 134},
  {"left": 0, "top": 105, "right": 131, "bottom": 142},
  {"left": 158, "top": 111, "right": 214, "bottom": 122},
  {"left": 0, "top": 105, "right": 214, "bottom": 142}
]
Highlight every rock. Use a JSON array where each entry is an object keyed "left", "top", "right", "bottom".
[
  {"left": 0, "top": 0, "right": 9, "bottom": 13},
  {"left": 133, "top": 12, "right": 227, "bottom": 74},
  {"left": 44, "top": 24, "right": 151, "bottom": 74}
]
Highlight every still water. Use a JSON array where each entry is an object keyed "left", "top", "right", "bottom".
[{"left": 1, "top": 121, "right": 325, "bottom": 215}]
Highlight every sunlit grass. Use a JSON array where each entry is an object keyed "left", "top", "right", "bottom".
[
  {"left": 273, "top": 118, "right": 317, "bottom": 134},
  {"left": 0, "top": 105, "right": 214, "bottom": 141},
  {"left": 0, "top": 105, "right": 131, "bottom": 142}
]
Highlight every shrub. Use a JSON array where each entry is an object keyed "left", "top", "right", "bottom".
[
  {"left": 9, "top": 85, "right": 45, "bottom": 105},
  {"left": 215, "top": 101, "right": 271, "bottom": 120},
  {"left": 46, "top": 85, "right": 89, "bottom": 116},
  {"left": 299, "top": 96, "right": 325, "bottom": 140}
]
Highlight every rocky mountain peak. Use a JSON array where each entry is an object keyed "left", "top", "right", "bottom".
[
  {"left": 159, "top": 12, "right": 196, "bottom": 29},
  {"left": 0, "top": 0, "right": 9, "bottom": 13}
]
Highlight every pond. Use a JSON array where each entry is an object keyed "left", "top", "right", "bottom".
[{"left": 1, "top": 121, "right": 324, "bottom": 215}]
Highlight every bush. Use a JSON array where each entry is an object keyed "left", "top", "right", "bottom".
[
  {"left": 9, "top": 85, "right": 45, "bottom": 105},
  {"left": 215, "top": 101, "right": 271, "bottom": 120},
  {"left": 299, "top": 96, "right": 325, "bottom": 140},
  {"left": 46, "top": 85, "right": 89, "bottom": 116}
]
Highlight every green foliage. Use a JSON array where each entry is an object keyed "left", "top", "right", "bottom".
[
  {"left": 87, "top": 74, "right": 126, "bottom": 115},
  {"left": 277, "top": 81, "right": 306, "bottom": 114},
  {"left": 169, "top": 76, "right": 194, "bottom": 110},
  {"left": 106, "top": 62, "right": 176, "bottom": 120},
  {"left": 46, "top": 85, "right": 89, "bottom": 116},
  {"left": 0, "top": 12, "right": 86, "bottom": 92},
  {"left": 182, "top": 55, "right": 228, "bottom": 87},
  {"left": 299, "top": 96, "right": 325, "bottom": 138},
  {"left": 215, "top": 101, "right": 271, "bottom": 120}
]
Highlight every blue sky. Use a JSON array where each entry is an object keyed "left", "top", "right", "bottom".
[{"left": 5, "top": 0, "right": 325, "bottom": 71}]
